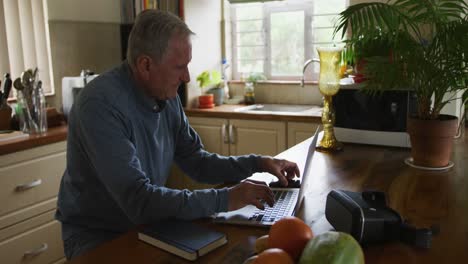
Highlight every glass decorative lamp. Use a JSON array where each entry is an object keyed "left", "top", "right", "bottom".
[{"left": 302, "top": 46, "right": 344, "bottom": 152}]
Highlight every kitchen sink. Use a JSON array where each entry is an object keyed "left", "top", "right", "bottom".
[{"left": 235, "top": 104, "right": 318, "bottom": 114}]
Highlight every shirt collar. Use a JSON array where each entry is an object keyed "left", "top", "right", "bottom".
[{"left": 122, "top": 61, "right": 167, "bottom": 113}]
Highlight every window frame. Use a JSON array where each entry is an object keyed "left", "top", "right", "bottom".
[{"left": 230, "top": 0, "right": 348, "bottom": 81}]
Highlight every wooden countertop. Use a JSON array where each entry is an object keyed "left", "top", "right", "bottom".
[
  {"left": 0, "top": 126, "right": 68, "bottom": 156},
  {"left": 185, "top": 104, "right": 322, "bottom": 122},
  {"left": 69, "top": 132, "right": 468, "bottom": 264}
]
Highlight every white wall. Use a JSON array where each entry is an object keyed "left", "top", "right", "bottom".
[
  {"left": 184, "top": 0, "right": 222, "bottom": 107},
  {"left": 45, "top": 0, "right": 121, "bottom": 108},
  {"left": 47, "top": 0, "right": 120, "bottom": 22}
]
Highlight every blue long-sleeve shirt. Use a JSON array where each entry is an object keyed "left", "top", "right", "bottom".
[{"left": 56, "top": 62, "right": 260, "bottom": 241}]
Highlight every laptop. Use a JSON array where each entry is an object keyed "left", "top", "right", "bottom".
[{"left": 214, "top": 127, "right": 320, "bottom": 227}]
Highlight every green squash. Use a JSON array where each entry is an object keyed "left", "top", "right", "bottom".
[{"left": 299, "top": 231, "right": 364, "bottom": 264}]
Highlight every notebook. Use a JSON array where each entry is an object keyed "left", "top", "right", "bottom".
[
  {"left": 138, "top": 220, "right": 227, "bottom": 261},
  {"left": 214, "top": 127, "right": 320, "bottom": 227}
]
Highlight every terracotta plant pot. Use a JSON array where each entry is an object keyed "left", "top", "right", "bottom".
[
  {"left": 198, "top": 94, "right": 214, "bottom": 109},
  {"left": 407, "top": 115, "right": 458, "bottom": 167}
]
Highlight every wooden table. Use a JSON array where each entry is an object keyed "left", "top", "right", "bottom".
[{"left": 69, "top": 132, "right": 468, "bottom": 263}]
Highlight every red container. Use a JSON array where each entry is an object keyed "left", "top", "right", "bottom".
[{"left": 198, "top": 94, "right": 214, "bottom": 108}]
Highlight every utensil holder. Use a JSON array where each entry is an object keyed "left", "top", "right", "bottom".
[{"left": 16, "top": 90, "right": 47, "bottom": 134}]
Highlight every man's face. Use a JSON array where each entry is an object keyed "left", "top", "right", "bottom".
[{"left": 145, "top": 35, "right": 192, "bottom": 100}]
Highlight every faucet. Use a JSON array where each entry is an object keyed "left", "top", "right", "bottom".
[
  {"left": 301, "top": 58, "right": 320, "bottom": 87},
  {"left": 80, "top": 69, "right": 94, "bottom": 86}
]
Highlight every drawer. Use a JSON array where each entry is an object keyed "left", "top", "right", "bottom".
[
  {"left": 0, "top": 152, "right": 66, "bottom": 219},
  {"left": 0, "top": 210, "right": 56, "bottom": 242},
  {"left": 0, "top": 220, "right": 64, "bottom": 264}
]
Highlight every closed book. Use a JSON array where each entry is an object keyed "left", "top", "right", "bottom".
[{"left": 138, "top": 220, "right": 227, "bottom": 261}]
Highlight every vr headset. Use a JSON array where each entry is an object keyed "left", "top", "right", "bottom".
[{"left": 325, "top": 189, "right": 433, "bottom": 249}]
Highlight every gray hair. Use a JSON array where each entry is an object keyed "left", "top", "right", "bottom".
[{"left": 126, "top": 10, "right": 194, "bottom": 66}]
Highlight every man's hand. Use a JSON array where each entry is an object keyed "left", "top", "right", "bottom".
[
  {"left": 228, "top": 180, "right": 274, "bottom": 211},
  {"left": 259, "top": 157, "right": 300, "bottom": 186}
]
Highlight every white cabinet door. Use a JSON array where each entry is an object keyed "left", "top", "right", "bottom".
[
  {"left": 189, "top": 117, "right": 229, "bottom": 156},
  {"left": 229, "top": 119, "right": 286, "bottom": 156},
  {"left": 287, "top": 122, "right": 320, "bottom": 148}
]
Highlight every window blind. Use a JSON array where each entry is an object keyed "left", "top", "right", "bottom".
[{"left": 0, "top": 0, "right": 53, "bottom": 97}]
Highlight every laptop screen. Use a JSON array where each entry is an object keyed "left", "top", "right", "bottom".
[{"left": 293, "top": 126, "right": 320, "bottom": 213}]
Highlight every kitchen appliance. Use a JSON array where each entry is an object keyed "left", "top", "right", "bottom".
[
  {"left": 333, "top": 85, "right": 416, "bottom": 148},
  {"left": 62, "top": 70, "right": 97, "bottom": 118}
]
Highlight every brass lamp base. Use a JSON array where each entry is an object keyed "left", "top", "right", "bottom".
[
  {"left": 317, "top": 95, "right": 343, "bottom": 153},
  {"left": 316, "top": 138, "right": 343, "bottom": 152}
]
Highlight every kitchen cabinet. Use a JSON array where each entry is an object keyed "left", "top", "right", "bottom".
[
  {"left": 287, "top": 122, "right": 320, "bottom": 148},
  {"left": 228, "top": 119, "right": 286, "bottom": 156},
  {"left": 189, "top": 117, "right": 286, "bottom": 157},
  {"left": 189, "top": 117, "right": 229, "bottom": 156},
  {"left": 0, "top": 141, "right": 66, "bottom": 263}
]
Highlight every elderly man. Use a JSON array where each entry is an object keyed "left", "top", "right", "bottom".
[{"left": 56, "top": 10, "right": 299, "bottom": 259}]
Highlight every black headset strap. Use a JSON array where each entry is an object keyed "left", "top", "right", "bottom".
[{"left": 399, "top": 222, "right": 432, "bottom": 249}]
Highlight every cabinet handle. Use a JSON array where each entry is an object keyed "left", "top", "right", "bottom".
[
  {"left": 229, "top": 124, "right": 235, "bottom": 144},
  {"left": 222, "top": 124, "right": 229, "bottom": 144},
  {"left": 23, "top": 243, "right": 48, "bottom": 258},
  {"left": 15, "top": 179, "right": 42, "bottom": 192}
]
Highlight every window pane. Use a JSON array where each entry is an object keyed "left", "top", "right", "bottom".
[
  {"left": 238, "top": 47, "right": 264, "bottom": 60},
  {"left": 236, "top": 4, "right": 262, "bottom": 20},
  {"left": 237, "top": 32, "right": 264, "bottom": 46},
  {"left": 312, "top": 28, "right": 337, "bottom": 43},
  {"left": 306, "top": 45, "right": 321, "bottom": 80},
  {"left": 238, "top": 59, "right": 263, "bottom": 73},
  {"left": 271, "top": 11, "right": 304, "bottom": 76},
  {"left": 313, "top": 0, "right": 347, "bottom": 14},
  {"left": 237, "top": 20, "right": 263, "bottom": 32},
  {"left": 312, "top": 14, "right": 340, "bottom": 28}
]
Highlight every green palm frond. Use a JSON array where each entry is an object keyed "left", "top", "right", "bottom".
[
  {"left": 334, "top": 0, "right": 468, "bottom": 119},
  {"left": 333, "top": 2, "right": 421, "bottom": 43}
]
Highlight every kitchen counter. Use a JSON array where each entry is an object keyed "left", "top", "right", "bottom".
[
  {"left": 185, "top": 104, "right": 322, "bottom": 122},
  {"left": 0, "top": 126, "right": 67, "bottom": 156}
]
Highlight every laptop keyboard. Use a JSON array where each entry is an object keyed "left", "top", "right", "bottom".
[{"left": 248, "top": 190, "right": 298, "bottom": 223}]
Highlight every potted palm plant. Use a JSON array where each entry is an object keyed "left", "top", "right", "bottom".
[{"left": 334, "top": 0, "right": 468, "bottom": 168}]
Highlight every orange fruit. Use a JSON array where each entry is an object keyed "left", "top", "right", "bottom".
[
  {"left": 268, "top": 216, "right": 313, "bottom": 260},
  {"left": 255, "top": 235, "right": 270, "bottom": 254},
  {"left": 253, "top": 248, "right": 294, "bottom": 264}
]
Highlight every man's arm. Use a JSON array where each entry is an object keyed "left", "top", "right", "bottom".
[
  {"left": 173, "top": 102, "right": 263, "bottom": 184},
  {"left": 77, "top": 98, "right": 230, "bottom": 224}
]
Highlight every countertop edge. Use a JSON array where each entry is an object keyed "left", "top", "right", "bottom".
[
  {"left": 0, "top": 126, "right": 68, "bottom": 156},
  {"left": 184, "top": 105, "right": 322, "bottom": 123}
]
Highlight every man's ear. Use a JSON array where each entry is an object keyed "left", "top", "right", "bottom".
[{"left": 135, "top": 55, "right": 152, "bottom": 81}]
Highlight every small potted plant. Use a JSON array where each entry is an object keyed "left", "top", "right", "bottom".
[
  {"left": 243, "top": 72, "right": 266, "bottom": 105},
  {"left": 334, "top": 0, "right": 468, "bottom": 168},
  {"left": 196, "top": 70, "right": 224, "bottom": 107}
]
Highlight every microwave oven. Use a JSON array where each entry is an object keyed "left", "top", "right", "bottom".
[{"left": 333, "top": 86, "right": 417, "bottom": 148}]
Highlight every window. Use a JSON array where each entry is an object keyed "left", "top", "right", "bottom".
[
  {"left": 0, "top": 0, "right": 53, "bottom": 98},
  {"left": 230, "top": 0, "right": 348, "bottom": 81}
]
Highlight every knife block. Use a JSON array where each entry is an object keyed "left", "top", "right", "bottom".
[{"left": 0, "top": 107, "right": 12, "bottom": 130}]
